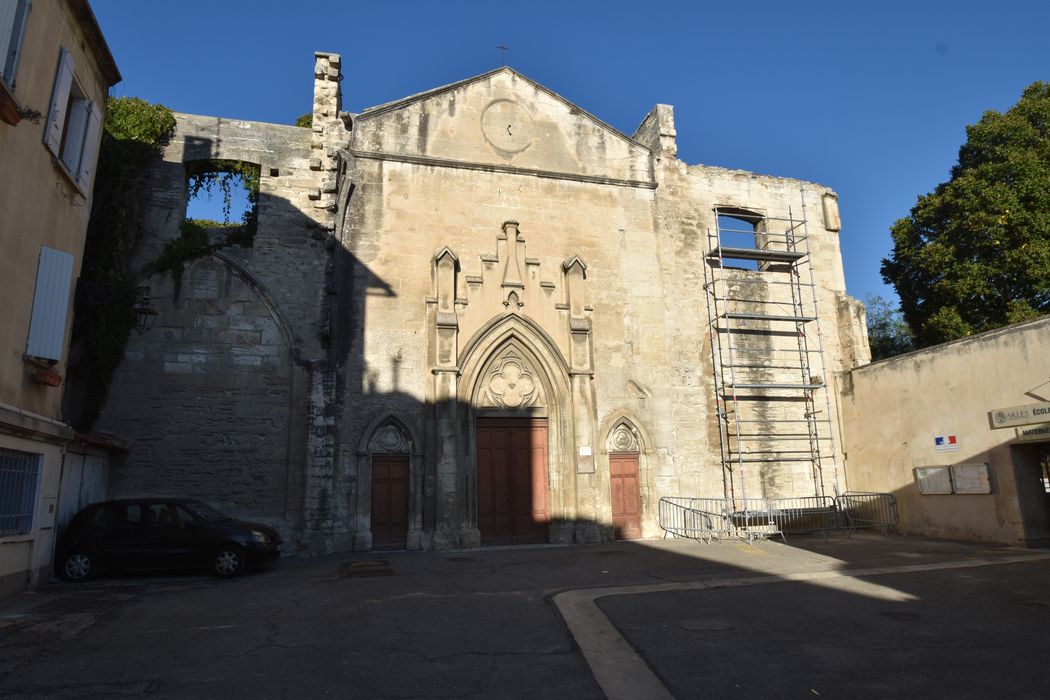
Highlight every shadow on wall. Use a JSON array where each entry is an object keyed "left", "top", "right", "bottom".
[
  {"left": 868, "top": 435, "right": 1050, "bottom": 547},
  {"left": 82, "top": 128, "right": 647, "bottom": 554}
]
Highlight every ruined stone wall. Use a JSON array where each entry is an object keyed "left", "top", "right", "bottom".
[
  {"left": 662, "top": 163, "right": 861, "bottom": 500},
  {"left": 102, "top": 257, "right": 300, "bottom": 540},
  {"left": 99, "top": 106, "right": 342, "bottom": 547}
]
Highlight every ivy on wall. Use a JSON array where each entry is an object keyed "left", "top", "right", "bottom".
[
  {"left": 148, "top": 218, "right": 252, "bottom": 298},
  {"left": 69, "top": 100, "right": 267, "bottom": 431},
  {"left": 185, "top": 159, "right": 261, "bottom": 225},
  {"left": 68, "top": 97, "right": 177, "bottom": 431},
  {"left": 151, "top": 160, "right": 262, "bottom": 296}
]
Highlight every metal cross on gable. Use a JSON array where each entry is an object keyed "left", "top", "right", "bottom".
[{"left": 497, "top": 44, "right": 509, "bottom": 66}]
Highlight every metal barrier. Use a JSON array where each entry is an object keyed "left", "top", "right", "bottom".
[
  {"left": 659, "top": 493, "right": 896, "bottom": 542},
  {"left": 835, "top": 492, "right": 899, "bottom": 534},
  {"left": 767, "top": 496, "right": 838, "bottom": 536},
  {"left": 658, "top": 497, "right": 721, "bottom": 544},
  {"left": 722, "top": 498, "right": 779, "bottom": 542}
]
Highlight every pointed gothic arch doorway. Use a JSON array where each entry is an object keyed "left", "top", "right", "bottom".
[
  {"left": 607, "top": 418, "right": 644, "bottom": 540},
  {"left": 459, "top": 316, "right": 573, "bottom": 546},
  {"left": 357, "top": 416, "right": 422, "bottom": 551}
]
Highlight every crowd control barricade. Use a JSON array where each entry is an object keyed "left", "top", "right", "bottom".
[
  {"left": 722, "top": 498, "right": 779, "bottom": 542},
  {"left": 660, "top": 493, "right": 900, "bottom": 542},
  {"left": 835, "top": 492, "right": 899, "bottom": 534},
  {"left": 658, "top": 497, "right": 722, "bottom": 544},
  {"left": 766, "top": 496, "right": 838, "bottom": 537}
]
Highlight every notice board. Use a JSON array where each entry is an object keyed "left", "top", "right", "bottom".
[
  {"left": 914, "top": 466, "right": 952, "bottom": 494},
  {"left": 950, "top": 463, "right": 992, "bottom": 494}
]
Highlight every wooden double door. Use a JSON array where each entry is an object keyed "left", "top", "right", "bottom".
[{"left": 476, "top": 418, "right": 550, "bottom": 545}]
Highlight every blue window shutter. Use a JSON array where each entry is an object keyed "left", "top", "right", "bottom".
[
  {"left": 44, "top": 48, "right": 74, "bottom": 157},
  {"left": 26, "top": 246, "right": 74, "bottom": 361}
]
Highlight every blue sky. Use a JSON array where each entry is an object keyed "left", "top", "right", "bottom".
[{"left": 91, "top": 0, "right": 1050, "bottom": 305}]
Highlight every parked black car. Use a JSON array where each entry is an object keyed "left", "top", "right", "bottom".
[{"left": 55, "top": 498, "right": 282, "bottom": 581}]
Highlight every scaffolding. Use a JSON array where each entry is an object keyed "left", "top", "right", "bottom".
[{"left": 702, "top": 190, "right": 841, "bottom": 505}]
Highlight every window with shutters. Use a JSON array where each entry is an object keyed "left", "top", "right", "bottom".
[
  {"left": 44, "top": 47, "right": 101, "bottom": 193},
  {"left": 25, "top": 246, "right": 74, "bottom": 362}
]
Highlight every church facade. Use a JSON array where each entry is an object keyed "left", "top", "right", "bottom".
[{"left": 96, "top": 53, "right": 869, "bottom": 553}]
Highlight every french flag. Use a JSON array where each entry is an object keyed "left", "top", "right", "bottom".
[{"left": 935, "top": 435, "right": 957, "bottom": 447}]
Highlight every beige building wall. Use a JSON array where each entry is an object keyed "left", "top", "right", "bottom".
[
  {"left": 0, "top": 0, "right": 118, "bottom": 596},
  {"left": 841, "top": 316, "right": 1050, "bottom": 545}
]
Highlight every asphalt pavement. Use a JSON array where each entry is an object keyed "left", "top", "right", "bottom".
[{"left": 0, "top": 534, "right": 1047, "bottom": 699}]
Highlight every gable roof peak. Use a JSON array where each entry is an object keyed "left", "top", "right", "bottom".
[{"left": 354, "top": 66, "right": 645, "bottom": 149}]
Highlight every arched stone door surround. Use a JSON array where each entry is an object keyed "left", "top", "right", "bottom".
[
  {"left": 354, "top": 414, "right": 424, "bottom": 551},
  {"left": 457, "top": 313, "right": 578, "bottom": 545},
  {"left": 598, "top": 411, "right": 656, "bottom": 539}
]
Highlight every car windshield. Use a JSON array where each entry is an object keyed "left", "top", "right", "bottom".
[{"left": 185, "top": 500, "right": 232, "bottom": 523}]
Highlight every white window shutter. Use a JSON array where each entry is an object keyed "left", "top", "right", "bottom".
[
  {"left": 44, "top": 48, "right": 74, "bottom": 157},
  {"left": 75, "top": 101, "right": 102, "bottom": 191},
  {"left": 61, "top": 96, "right": 88, "bottom": 172},
  {"left": 0, "top": 0, "right": 31, "bottom": 87},
  {"left": 26, "top": 246, "right": 74, "bottom": 362}
]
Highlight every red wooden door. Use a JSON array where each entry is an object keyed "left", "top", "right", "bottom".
[
  {"left": 371, "top": 456, "right": 409, "bottom": 549},
  {"left": 477, "top": 419, "right": 549, "bottom": 545},
  {"left": 610, "top": 453, "right": 642, "bottom": 539}
]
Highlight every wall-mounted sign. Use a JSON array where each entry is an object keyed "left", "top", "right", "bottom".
[
  {"left": 1016, "top": 423, "right": 1050, "bottom": 443},
  {"left": 576, "top": 445, "right": 594, "bottom": 474},
  {"left": 915, "top": 466, "right": 952, "bottom": 494},
  {"left": 934, "top": 434, "right": 959, "bottom": 452},
  {"left": 989, "top": 402, "right": 1050, "bottom": 429},
  {"left": 950, "top": 463, "right": 992, "bottom": 494}
]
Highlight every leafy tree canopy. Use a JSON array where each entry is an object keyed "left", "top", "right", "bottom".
[
  {"left": 864, "top": 294, "right": 914, "bottom": 361},
  {"left": 881, "top": 82, "right": 1050, "bottom": 347}
]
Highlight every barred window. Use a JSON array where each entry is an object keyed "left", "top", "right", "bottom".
[{"left": 0, "top": 448, "right": 41, "bottom": 537}]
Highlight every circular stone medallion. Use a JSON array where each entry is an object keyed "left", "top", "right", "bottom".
[{"left": 481, "top": 100, "right": 534, "bottom": 153}]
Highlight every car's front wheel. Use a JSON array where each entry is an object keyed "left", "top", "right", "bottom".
[
  {"left": 59, "top": 549, "right": 96, "bottom": 582},
  {"left": 213, "top": 544, "right": 246, "bottom": 577}
]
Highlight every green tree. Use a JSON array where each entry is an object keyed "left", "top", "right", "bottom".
[
  {"left": 864, "top": 294, "right": 914, "bottom": 361},
  {"left": 882, "top": 82, "right": 1050, "bottom": 347}
]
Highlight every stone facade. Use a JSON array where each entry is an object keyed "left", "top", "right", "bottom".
[{"left": 98, "top": 53, "right": 867, "bottom": 553}]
